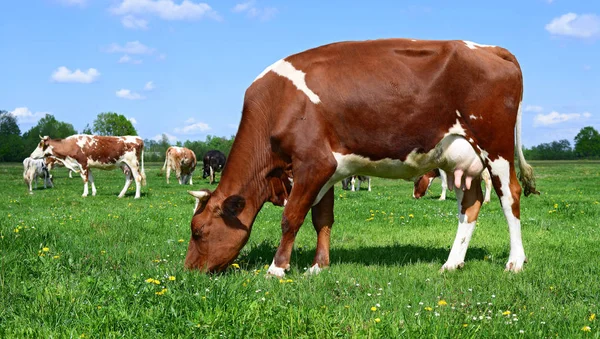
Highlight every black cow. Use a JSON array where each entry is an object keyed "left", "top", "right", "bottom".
[{"left": 202, "top": 150, "right": 226, "bottom": 184}]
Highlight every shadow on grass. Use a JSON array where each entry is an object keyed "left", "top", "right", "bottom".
[{"left": 241, "top": 241, "right": 489, "bottom": 269}]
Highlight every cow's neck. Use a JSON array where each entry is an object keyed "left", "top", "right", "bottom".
[{"left": 213, "top": 121, "right": 280, "bottom": 227}]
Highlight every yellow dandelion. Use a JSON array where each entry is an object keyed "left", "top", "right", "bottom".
[
  {"left": 201, "top": 296, "right": 206, "bottom": 300},
  {"left": 502, "top": 310, "right": 511, "bottom": 316},
  {"left": 590, "top": 314, "right": 596, "bottom": 321},
  {"left": 155, "top": 288, "right": 168, "bottom": 295},
  {"left": 425, "top": 307, "right": 433, "bottom": 311},
  {"left": 345, "top": 305, "right": 350, "bottom": 309},
  {"left": 438, "top": 300, "right": 448, "bottom": 306},
  {"left": 100, "top": 250, "right": 106, "bottom": 255},
  {"left": 375, "top": 318, "right": 381, "bottom": 323},
  {"left": 286, "top": 279, "right": 293, "bottom": 283},
  {"left": 14, "top": 228, "right": 19, "bottom": 233},
  {"left": 554, "top": 203, "right": 558, "bottom": 209},
  {"left": 371, "top": 306, "right": 377, "bottom": 311},
  {"left": 169, "top": 276, "right": 176, "bottom": 281},
  {"left": 53, "top": 255, "right": 60, "bottom": 259},
  {"left": 265, "top": 292, "right": 269, "bottom": 295},
  {"left": 145, "top": 278, "right": 154, "bottom": 283},
  {"left": 178, "top": 239, "right": 185, "bottom": 243},
  {"left": 264, "top": 264, "right": 269, "bottom": 269},
  {"left": 231, "top": 263, "right": 240, "bottom": 269},
  {"left": 582, "top": 326, "right": 591, "bottom": 332},
  {"left": 409, "top": 214, "right": 414, "bottom": 218},
  {"left": 42, "top": 247, "right": 50, "bottom": 252}
]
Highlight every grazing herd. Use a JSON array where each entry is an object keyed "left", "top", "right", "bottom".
[{"left": 22, "top": 38, "right": 539, "bottom": 276}]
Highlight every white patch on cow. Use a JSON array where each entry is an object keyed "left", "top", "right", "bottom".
[
  {"left": 253, "top": 59, "right": 321, "bottom": 104},
  {"left": 76, "top": 136, "right": 87, "bottom": 149},
  {"left": 316, "top": 130, "right": 484, "bottom": 205},
  {"left": 463, "top": 40, "right": 496, "bottom": 49},
  {"left": 489, "top": 157, "right": 512, "bottom": 208},
  {"left": 88, "top": 137, "right": 97, "bottom": 148},
  {"left": 468, "top": 138, "right": 474, "bottom": 143},
  {"left": 266, "top": 260, "right": 287, "bottom": 278},
  {"left": 442, "top": 214, "right": 476, "bottom": 271},
  {"left": 88, "top": 158, "right": 118, "bottom": 170},
  {"left": 488, "top": 156, "right": 526, "bottom": 271},
  {"left": 306, "top": 264, "right": 322, "bottom": 275},
  {"left": 122, "top": 136, "right": 141, "bottom": 144},
  {"left": 410, "top": 39, "right": 417, "bottom": 42},
  {"left": 476, "top": 145, "right": 489, "bottom": 161},
  {"left": 469, "top": 114, "right": 478, "bottom": 120},
  {"left": 445, "top": 119, "right": 466, "bottom": 137},
  {"left": 455, "top": 110, "right": 462, "bottom": 117},
  {"left": 61, "top": 156, "right": 82, "bottom": 172}
]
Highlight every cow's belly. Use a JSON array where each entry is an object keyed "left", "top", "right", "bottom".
[
  {"left": 88, "top": 159, "right": 119, "bottom": 170},
  {"left": 313, "top": 134, "right": 485, "bottom": 205}
]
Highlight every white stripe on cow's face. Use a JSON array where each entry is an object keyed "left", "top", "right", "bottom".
[{"left": 254, "top": 59, "right": 321, "bottom": 104}]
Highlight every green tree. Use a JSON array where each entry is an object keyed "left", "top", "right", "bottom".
[
  {"left": 574, "top": 126, "right": 600, "bottom": 159},
  {"left": 92, "top": 112, "right": 137, "bottom": 136},
  {"left": 22, "top": 114, "right": 77, "bottom": 157},
  {"left": 82, "top": 123, "right": 93, "bottom": 134},
  {"left": 0, "top": 111, "right": 25, "bottom": 162}
]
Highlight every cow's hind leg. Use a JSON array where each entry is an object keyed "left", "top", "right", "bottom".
[
  {"left": 439, "top": 169, "right": 448, "bottom": 200},
  {"left": 267, "top": 157, "right": 336, "bottom": 278},
  {"left": 118, "top": 166, "right": 133, "bottom": 198},
  {"left": 165, "top": 161, "right": 171, "bottom": 184},
  {"left": 441, "top": 176, "right": 483, "bottom": 271},
  {"left": 89, "top": 170, "right": 97, "bottom": 196},
  {"left": 80, "top": 169, "right": 89, "bottom": 197},
  {"left": 488, "top": 158, "right": 526, "bottom": 272},
  {"left": 307, "top": 187, "right": 334, "bottom": 275}
]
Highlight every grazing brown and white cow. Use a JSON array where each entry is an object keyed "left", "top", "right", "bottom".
[
  {"left": 186, "top": 38, "right": 538, "bottom": 276},
  {"left": 23, "top": 157, "right": 53, "bottom": 193},
  {"left": 162, "top": 146, "right": 197, "bottom": 185},
  {"left": 341, "top": 175, "right": 371, "bottom": 192},
  {"left": 45, "top": 156, "right": 74, "bottom": 178},
  {"left": 414, "top": 168, "right": 492, "bottom": 203},
  {"left": 30, "top": 135, "right": 146, "bottom": 198}
]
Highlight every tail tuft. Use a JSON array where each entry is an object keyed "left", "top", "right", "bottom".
[{"left": 518, "top": 162, "right": 539, "bottom": 197}]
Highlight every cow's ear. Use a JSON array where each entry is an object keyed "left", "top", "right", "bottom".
[
  {"left": 188, "top": 190, "right": 211, "bottom": 214},
  {"left": 222, "top": 195, "right": 245, "bottom": 218}
]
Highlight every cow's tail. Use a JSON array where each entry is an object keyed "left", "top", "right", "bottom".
[
  {"left": 141, "top": 149, "right": 147, "bottom": 186},
  {"left": 516, "top": 102, "right": 539, "bottom": 197},
  {"left": 161, "top": 153, "right": 168, "bottom": 173}
]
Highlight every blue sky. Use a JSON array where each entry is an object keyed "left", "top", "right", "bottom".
[{"left": 1, "top": 0, "right": 599, "bottom": 147}]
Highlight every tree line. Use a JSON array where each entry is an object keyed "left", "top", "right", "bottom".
[
  {"left": 0, "top": 110, "right": 234, "bottom": 163},
  {"left": 2, "top": 109, "right": 598, "bottom": 162}
]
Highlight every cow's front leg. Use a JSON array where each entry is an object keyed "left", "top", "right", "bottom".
[
  {"left": 268, "top": 159, "right": 336, "bottom": 278},
  {"left": 89, "top": 170, "right": 97, "bottom": 196},
  {"left": 441, "top": 176, "right": 483, "bottom": 271},
  {"left": 209, "top": 166, "right": 215, "bottom": 184},
  {"left": 80, "top": 169, "right": 89, "bottom": 197},
  {"left": 307, "top": 187, "right": 334, "bottom": 275}
]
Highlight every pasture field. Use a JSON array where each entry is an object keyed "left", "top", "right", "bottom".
[{"left": 1, "top": 161, "right": 600, "bottom": 338}]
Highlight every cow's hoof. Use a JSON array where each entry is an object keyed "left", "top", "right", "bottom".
[
  {"left": 305, "top": 264, "right": 322, "bottom": 275},
  {"left": 505, "top": 256, "right": 526, "bottom": 272},
  {"left": 440, "top": 261, "right": 464, "bottom": 272},
  {"left": 266, "top": 261, "right": 287, "bottom": 278}
]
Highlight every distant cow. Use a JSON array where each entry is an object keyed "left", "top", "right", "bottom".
[
  {"left": 185, "top": 38, "right": 538, "bottom": 276},
  {"left": 341, "top": 175, "right": 371, "bottom": 191},
  {"left": 162, "top": 146, "right": 197, "bottom": 185},
  {"left": 414, "top": 168, "right": 492, "bottom": 203},
  {"left": 45, "top": 157, "right": 74, "bottom": 178},
  {"left": 202, "top": 150, "right": 226, "bottom": 184},
  {"left": 30, "top": 135, "right": 146, "bottom": 199},
  {"left": 23, "top": 157, "right": 53, "bottom": 193}
]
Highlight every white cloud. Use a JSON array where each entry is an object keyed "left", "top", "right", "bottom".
[
  {"left": 112, "top": 0, "right": 221, "bottom": 21},
  {"left": 121, "top": 15, "right": 149, "bottom": 29},
  {"left": 51, "top": 66, "right": 100, "bottom": 83},
  {"left": 10, "top": 107, "right": 49, "bottom": 124},
  {"left": 116, "top": 89, "right": 145, "bottom": 100},
  {"left": 118, "top": 54, "right": 143, "bottom": 64},
  {"left": 524, "top": 105, "right": 544, "bottom": 113},
  {"left": 545, "top": 13, "right": 600, "bottom": 38},
  {"left": 106, "top": 41, "right": 155, "bottom": 55},
  {"left": 534, "top": 111, "right": 592, "bottom": 126},
  {"left": 128, "top": 117, "right": 138, "bottom": 125},
  {"left": 144, "top": 81, "right": 155, "bottom": 91},
  {"left": 174, "top": 118, "right": 211, "bottom": 134},
  {"left": 152, "top": 133, "right": 177, "bottom": 142},
  {"left": 232, "top": 1, "right": 277, "bottom": 21}
]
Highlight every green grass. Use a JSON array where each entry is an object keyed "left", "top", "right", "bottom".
[{"left": 1, "top": 161, "right": 600, "bottom": 338}]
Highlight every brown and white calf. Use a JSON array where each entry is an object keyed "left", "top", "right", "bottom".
[
  {"left": 23, "top": 157, "right": 53, "bottom": 193},
  {"left": 162, "top": 146, "right": 197, "bottom": 185},
  {"left": 185, "top": 38, "right": 538, "bottom": 276},
  {"left": 30, "top": 135, "right": 146, "bottom": 198},
  {"left": 414, "top": 168, "right": 492, "bottom": 203}
]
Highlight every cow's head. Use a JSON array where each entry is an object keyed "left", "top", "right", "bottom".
[
  {"left": 30, "top": 136, "right": 54, "bottom": 159},
  {"left": 413, "top": 171, "right": 436, "bottom": 199},
  {"left": 185, "top": 190, "right": 251, "bottom": 272}
]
